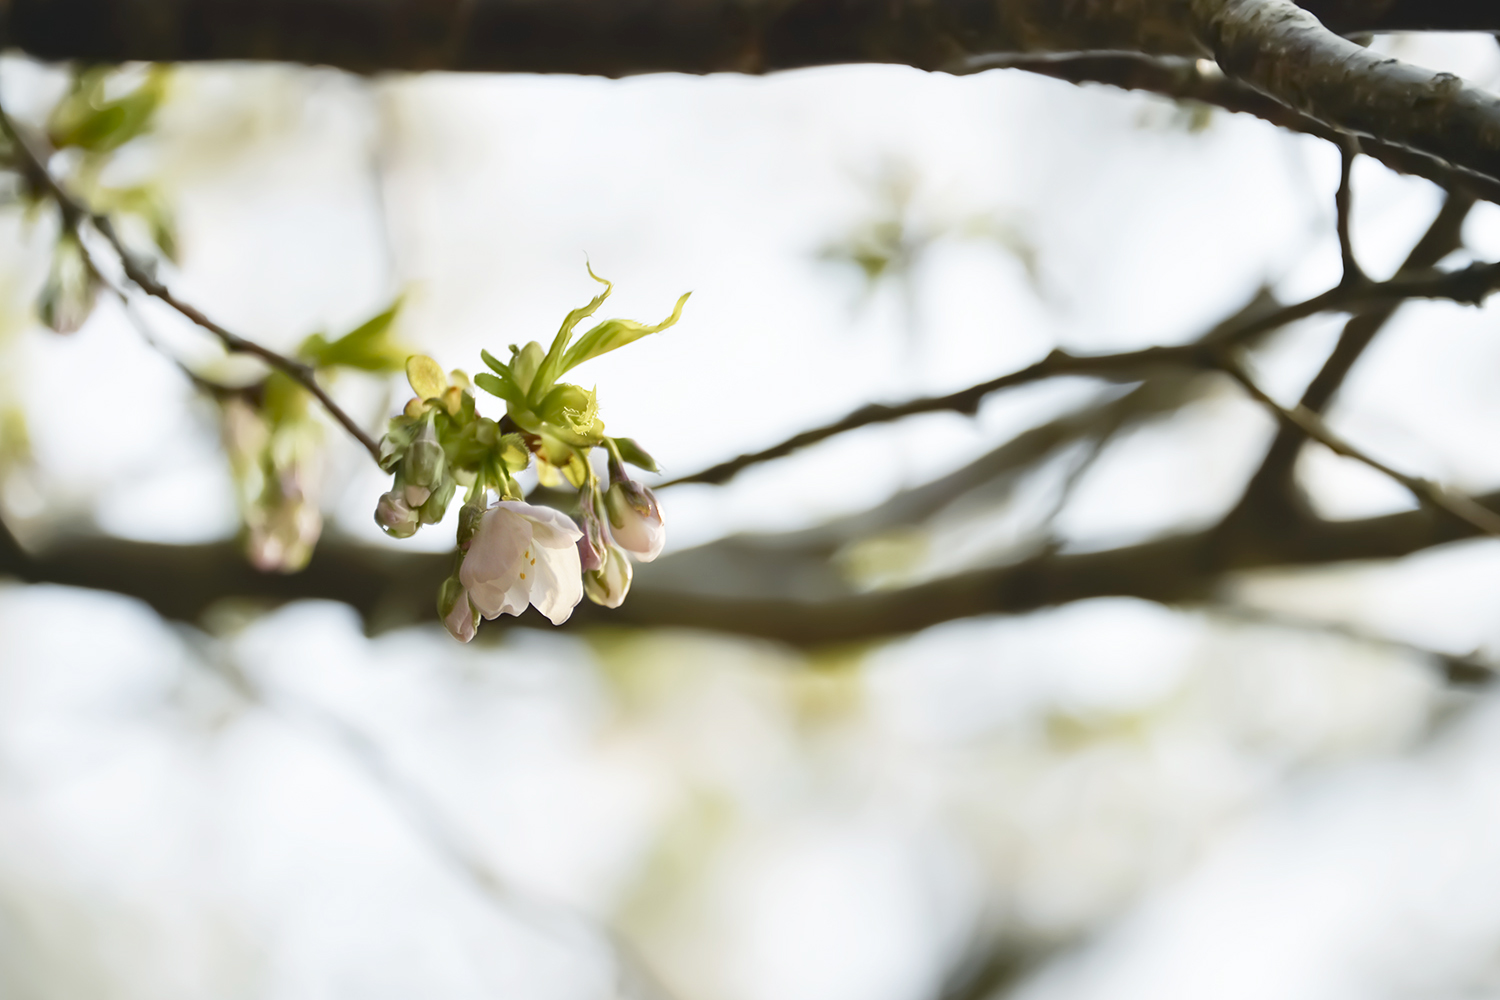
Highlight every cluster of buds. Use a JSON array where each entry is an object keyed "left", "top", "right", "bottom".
[{"left": 374, "top": 266, "right": 686, "bottom": 642}]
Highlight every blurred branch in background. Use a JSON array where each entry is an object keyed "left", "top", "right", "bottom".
[
  {"left": 193, "top": 645, "right": 679, "bottom": 1000},
  {"left": 0, "top": 100, "right": 385, "bottom": 462}
]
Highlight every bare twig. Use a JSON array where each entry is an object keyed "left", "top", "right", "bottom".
[
  {"left": 1233, "top": 191, "right": 1475, "bottom": 517},
  {"left": 0, "top": 102, "right": 383, "bottom": 462},
  {"left": 1219, "top": 358, "right": 1500, "bottom": 539},
  {"left": 664, "top": 263, "right": 1500, "bottom": 489},
  {"left": 1335, "top": 136, "right": 1364, "bottom": 287},
  {"left": 199, "top": 651, "right": 676, "bottom": 1000},
  {"left": 1205, "top": 603, "right": 1495, "bottom": 687}
]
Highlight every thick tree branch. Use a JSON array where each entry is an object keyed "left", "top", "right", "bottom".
[
  {"left": 2, "top": 0, "right": 1497, "bottom": 75},
  {"left": 1191, "top": 0, "right": 1500, "bottom": 187},
  {"left": 0, "top": 103, "right": 384, "bottom": 462},
  {"left": 7, "top": 474, "right": 1500, "bottom": 646}
]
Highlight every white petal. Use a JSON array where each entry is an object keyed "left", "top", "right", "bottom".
[
  {"left": 610, "top": 514, "right": 666, "bottom": 562},
  {"left": 460, "top": 507, "right": 530, "bottom": 594},
  {"left": 497, "top": 500, "right": 584, "bottom": 543},
  {"left": 444, "top": 597, "right": 478, "bottom": 642},
  {"left": 528, "top": 539, "right": 584, "bottom": 625}
]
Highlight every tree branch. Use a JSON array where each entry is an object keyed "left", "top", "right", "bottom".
[
  {"left": 1219, "top": 357, "right": 1500, "bottom": 539},
  {"left": 1191, "top": 0, "right": 1500, "bottom": 187},
  {"left": 9, "top": 470, "right": 1500, "bottom": 647},
  {"left": 4, "top": 0, "right": 1498, "bottom": 75},
  {"left": 0, "top": 102, "right": 384, "bottom": 462},
  {"left": 1233, "top": 191, "right": 1475, "bottom": 519},
  {"left": 1205, "top": 602, "right": 1496, "bottom": 687},
  {"left": 664, "top": 262, "right": 1500, "bottom": 489}
]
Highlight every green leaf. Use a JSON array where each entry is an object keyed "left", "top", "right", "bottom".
[
  {"left": 561, "top": 292, "right": 690, "bottom": 372},
  {"left": 48, "top": 66, "right": 169, "bottom": 156},
  {"left": 474, "top": 370, "right": 524, "bottom": 406},
  {"left": 610, "top": 437, "right": 659, "bottom": 474},
  {"left": 480, "top": 348, "right": 510, "bottom": 376},
  {"left": 531, "top": 263, "right": 612, "bottom": 401},
  {"left": 299, "top": 299, "right": 408, "bottom": 372}
]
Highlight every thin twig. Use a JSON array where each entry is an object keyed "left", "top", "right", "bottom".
[
  {"left": 1205, "top": 603, "right": 1495, "bottom": 686},
  {"left": 1233, "top": 191, "right": 1475, "bottom": 515},
  {"left": 0, "top": 101, "right": 383, "bottom": 462},
  {"left": 663, "top": 263, "right": 1500, "bottom": 489},
  {"left": 1335, "top": 135, "right": 1365, "bottom": 287},
  {"left": 198, "top": 649, "right": 676, "bottom": 1000},
  {"left": 1219, "top": 357, "right": 1500, "bottom": 538}
]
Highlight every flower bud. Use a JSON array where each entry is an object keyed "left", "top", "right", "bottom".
[
  {"left": 584, "top": 545, "right": 633, "bottom": 608},
  {"left": 404, "top": 420, "right": 446, "bottom": 488},
  {"left": 438, "top": 575, "right": 478, "bottom": 643},
  {"left": 576, "top": 491, "right": 607, "bottom": 572},
  {"left": 417, "top": 478, "right": 456, "bottom": 525},
  {"left": 376, "top": 490, "right": 419, "bottom": 538},
  {"left": 404, "top": 483, "right": 431, "bottom": 507},
  {"left": 605, "top": 480, "right": 665, "bottom": 562},
  {"left": 456, "top": 497, "right": 486, "bottom": 550}
]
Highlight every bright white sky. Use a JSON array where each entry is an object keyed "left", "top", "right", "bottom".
[{"left": 3, "top": 31, "right": 1500, "bottom": 1000}]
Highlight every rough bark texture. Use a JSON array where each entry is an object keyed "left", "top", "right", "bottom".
[
  {"left": 1193, "top": 0, "right": 1500, "bottom": 184},
  {"left": 2, "top": 0, "right": 1497, "bottom": 76}
]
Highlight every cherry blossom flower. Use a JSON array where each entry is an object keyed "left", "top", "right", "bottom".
[{"left": 459, "top": 500, "right": 584, "bottom": 625}]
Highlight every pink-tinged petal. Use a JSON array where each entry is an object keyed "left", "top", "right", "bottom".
[
  {"left": 496, "top": 500, "right": 584, "bottom": 543},
  {"left": 469, "top": 572, "right": 533, "bottom": 619},
  {"left": 604, "top": 482, "right": 666, "bottom": 562},
  {"left": 527, "top": 539, "right": 584, "bottom": 625},
  {"left": 443, "top": 596, "right": 478, "bottom": 642},
  {"left": 459, "top": 507, "right": 531, "bottom": 594}
]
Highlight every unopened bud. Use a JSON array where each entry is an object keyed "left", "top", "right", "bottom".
[
  {"left": 376, "top": 490, "right": 420, "bottom": 538},
  {"left": 576, "top": 491, "right": 607, "bottom": 571},
  {"left": 584, "top": 545, "right": 633, "bottom": 608},
  {"left": 457, "top": 497, "right": 486, "bottom": 549},
  {"left": 417, "top": 478, "right": 456, "bottom": 525},
  {"left": 438, "top": 575, "right": 478, "bottom": 643},
  {"left": 405, "top": 421, "right": 446, "bottom": 488},
  {"left": 604, "top": 480, "right": 665, "bottom": 562}
]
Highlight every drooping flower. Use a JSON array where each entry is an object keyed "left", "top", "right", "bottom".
[
  {"left": 584, "top": 544, "right": 633, "bottom": 609},
  {"left": 459, "top": 500, "right": 584, "bottom": 625},
  {"left": 604, "top": 480, "right": 665, "bottom": 562}
]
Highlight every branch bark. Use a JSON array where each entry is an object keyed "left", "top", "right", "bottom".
[
  {"left": 1192, "top": 0, "right": 1500, "bottom": 187},
  {"left": 4, "top": 0, "right": 1498, "bottom": 76},
  {"left": 5, "top": 482, "right": 1500, "bottom": 647}
]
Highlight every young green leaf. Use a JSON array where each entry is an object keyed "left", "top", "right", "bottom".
[
  {"left": 561, "top": 292, "right": 690, "bottom": 373},
  {"left": 610, "top": 437, "right": 660, "bottom": 474},
  {"left": 531, "top": 263, "right": 612, "bottom": 400},
  {"left": 473, "top": 370, "right": 524, "bottom": 407},
  {"left": 298, "top": 299, "right": 408, "bottom": 372}
]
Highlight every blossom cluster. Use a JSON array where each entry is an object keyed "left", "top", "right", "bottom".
[{"left": 374, "top": 267, "right": 686, "bottom": 642}]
